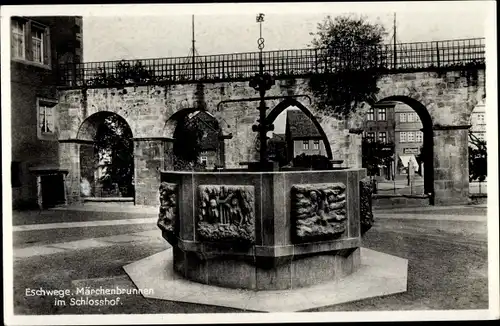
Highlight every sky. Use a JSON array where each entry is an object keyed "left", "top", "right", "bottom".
[
  {"left": 4, "top": 3, "right": 489, "bottom": 133},
  {"left": 81, "top": 2, "right": 490, "bottom": 62},
  {"left": 76, "top": 2, "right": 491, "bottom": 134}
]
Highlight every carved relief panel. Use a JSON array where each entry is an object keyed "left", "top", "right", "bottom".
[
  {"left": 359, "top": 177, "right": 374, "bottom": 234},
  {"left": 291, "top": 183, "right": 347, "bottom": 242},
  {"left": 158, "top": 182, "right": 177, "bottom": 235},
  {"left": 197, "top": 185, "right": 255, "bottom": 245}
]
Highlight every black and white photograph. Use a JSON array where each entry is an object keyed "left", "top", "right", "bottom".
[{"left": 2, "top": 2, "right": 498, "bottom": 324}]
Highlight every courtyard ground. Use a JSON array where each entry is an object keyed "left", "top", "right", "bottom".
[{"left": 8, "top": 203, "right": 489, "bottom": 314}]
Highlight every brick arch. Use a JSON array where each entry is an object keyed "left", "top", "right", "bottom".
[
  {"left": 162, "top": 107, "right": 203, "bottom": 139},
  {"left": 162, "top": 108, "right": 227, "bottom": 139},
  {"left": 465, "top": 94, "right": 486, "bottom": 126},
  {"left": 374, "top": 95, "right": 434, "bottom": 199},
  {"left": 75, "top": 111, "right": 135, "bottom": 199},
  {"left": 76, "top": 111, "right": 134, "bottom": 141},
  {"left": 265, "top": 98, "right": 333, "bottom": 159},
  {"left": 374, "top": 85, "right": 439, "bottom": 123}
]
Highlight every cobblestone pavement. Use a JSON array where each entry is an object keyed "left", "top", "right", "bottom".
[{"left": 8, "top": 204, "right": 490, "bottom": 314}]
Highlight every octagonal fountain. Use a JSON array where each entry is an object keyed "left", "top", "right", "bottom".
[
  {"left": 156, "top": 168, "right": 373, "bottom": 290},
  {"left": 124, "top": 116, "right": 407, "bottom": 312}
]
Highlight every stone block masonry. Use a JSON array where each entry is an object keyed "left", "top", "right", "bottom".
[{"left": 56, "top": 68, "right": 485, "bottom": 206}]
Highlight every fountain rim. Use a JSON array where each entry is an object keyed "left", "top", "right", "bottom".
[{"left": 160, "top": 168, "right": 364, "bottom": 175}]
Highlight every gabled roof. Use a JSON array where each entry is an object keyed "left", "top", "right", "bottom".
[
  {"left": 270, "top": 133, "right": 286, "bottom": 142},
  {"left": 286, "top": 110, "right": 322, "bottom": 139},
  {"left": 185, "top": 111, "right": 220, "bottom": 151}
]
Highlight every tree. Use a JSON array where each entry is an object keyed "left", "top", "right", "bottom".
[
  {"left": 268, "top": 137, "right": 288, "bottom": 167},
  {"left": 292, "top": 153, "right": 333, "bottom": 170},
  {"left": 87, "top": 60, "right": 156, "bottom": 87},
  {"left": 94, "top": 115, "right": 134, "bottom": 197},
  {"left": 362, "top": 138, "right": 394, "bottom": 177},
  {"left": 173, "top": 116, "right": 205, "bottom": 170},
  {"left": 308, "top": 15, "right": 388, "bottom": 118},
  {"left": 468, "top": 132, "right": 487, "bottom": 182}
]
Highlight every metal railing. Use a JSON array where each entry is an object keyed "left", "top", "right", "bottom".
[{"left": 58, "top": 37, "right": 485, "bottom": 88}]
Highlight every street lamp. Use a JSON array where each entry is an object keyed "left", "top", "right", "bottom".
[{"left": 249, "top": 13, "right": 275, "bottom": 169}]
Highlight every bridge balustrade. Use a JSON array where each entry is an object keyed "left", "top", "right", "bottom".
[{"left": 58, "top": 38, "right": 485, "bottom": 88}]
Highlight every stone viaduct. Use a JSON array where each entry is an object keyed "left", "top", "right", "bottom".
[{"left": 55, "top": 38, "right": 486, "bottom": 207}]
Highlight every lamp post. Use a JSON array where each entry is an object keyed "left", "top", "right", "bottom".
[{"left": 249, "top": 13, "right": 275, "bottom": 169}]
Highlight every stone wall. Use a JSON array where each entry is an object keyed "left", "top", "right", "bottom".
[
  {"left": 432, "top": 127, "right": 470, "bottom": 205},
  {"left": 56, "top": 68, "right": 485, "bottom": 206},
  {"left": 58, "top": 141, "right": 80, "bottom": 203},
  {"left": 375, "top": 70, "right": 485, "bottom": 125},
  {"left": 134, "top": 139, "right": 164, "bottom": 205},
  {"left": 11, "top": 61, "right": 60, "bottom": 207}
]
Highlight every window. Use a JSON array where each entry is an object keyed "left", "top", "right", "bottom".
[
  {"left": 377, "top": 108, "right": 387, "bottom": 121},
  {"left": 39, "top": 104, "right": 54, "bottom": 134},
  {"left": 400, "top": 113, "right": 407, "bottom": 123},
  {"left": 407, "top": 113, "right": 416, "bottom": 122},
  {"left": 408, "top": 132, "right": 416, "bottom": 142},
  {"left": 11, "top": 162, "right": 22, "bottom": 188},
  {"left": 11, "top": 19, "right": 25, "bottom": 59},
  {"left": 11, "top": 18, "right": 50, "bottom": 67},
  {"left": 302, "top": 140, "right": 309, "bottom": 150},
  {"left": 379, "top": 132, "right": 387, "bottom": 144},
  {"left": 367, "top": 108, "right": 375, "bottom": 121},
  {"left": 476, "top": 133, "right": 485, "bottom": 141},
  {"left": 37, "top": 99, "right": 57, "bottom": 138},
  {"left": 366, "top": 132, "right": 375, "bottom": 143},
  {"left": 31, "top": 26, "right": 44, "bottom": 64},
  {"left": 313, "top": 140, "right": 320, "bottom": 150},
  {"left": 400, "top": 132, "right": 407, "bottom": 143},
  {"left": 477, "top": 114, "right": 485, "bottom": 124},
  {"left": 416, "top": 131, "right": 423, "bottom": 142}
]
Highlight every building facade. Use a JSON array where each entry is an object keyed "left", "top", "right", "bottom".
[
  {"left": 285, "top": 110, "right": 326, "bottom": 161},
  {"left": 394, "top": 103, "right": 424, "bottom": 175},
  {"left": 469, "top": 100, "right": 486, "bottom": 144},
  {"left": 361, "top": 102, "right": 396, "bottom": 178},
  {"left": 10, "top": 16, "right": 83, "bottom": 209},
  {"left": 362, "top": 102, "right": 396, "bottom": 145}
]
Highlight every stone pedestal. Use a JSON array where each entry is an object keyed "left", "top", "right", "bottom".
[
  {"left": 433, "top": 126, "right": 470, "bottom": 205},
  {"left": 124, "top": 247, "right": 408, "bottom": 312},
  {"left": 158, "top": 169, "right": 372, "bottom": 290}
]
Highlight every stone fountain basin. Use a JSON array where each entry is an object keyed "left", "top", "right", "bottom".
[{"left": 158, "top": 168, "right": 368, "bottom": 291}]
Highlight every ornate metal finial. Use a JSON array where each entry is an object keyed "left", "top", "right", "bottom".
[{"left": 256, "top": 13, "right": 265, "bottom": 51}]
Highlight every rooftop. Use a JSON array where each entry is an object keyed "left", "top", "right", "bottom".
[{"left": 286, "top": 110, "right": 322, "bottom": 140}]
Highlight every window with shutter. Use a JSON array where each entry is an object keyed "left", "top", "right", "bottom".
[
  {"left": 11, "top": 19, "right": 26, "bottom": 60},
  {"left": 11, "top": 18, "right": 51, "bottom": 68}
]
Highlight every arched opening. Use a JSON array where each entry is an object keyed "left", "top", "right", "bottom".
[
  {"left": 265, "top": 98, "right": 333, "bottom": 168},
  {"left": 363, "top": 96, "right": 434, "bottom": 201},
  {"left": 168, "top": 109, "right": 225, "bottom": 171},
  {"left": 77, "top": 111, "right": 134, "bottom": 200}
]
